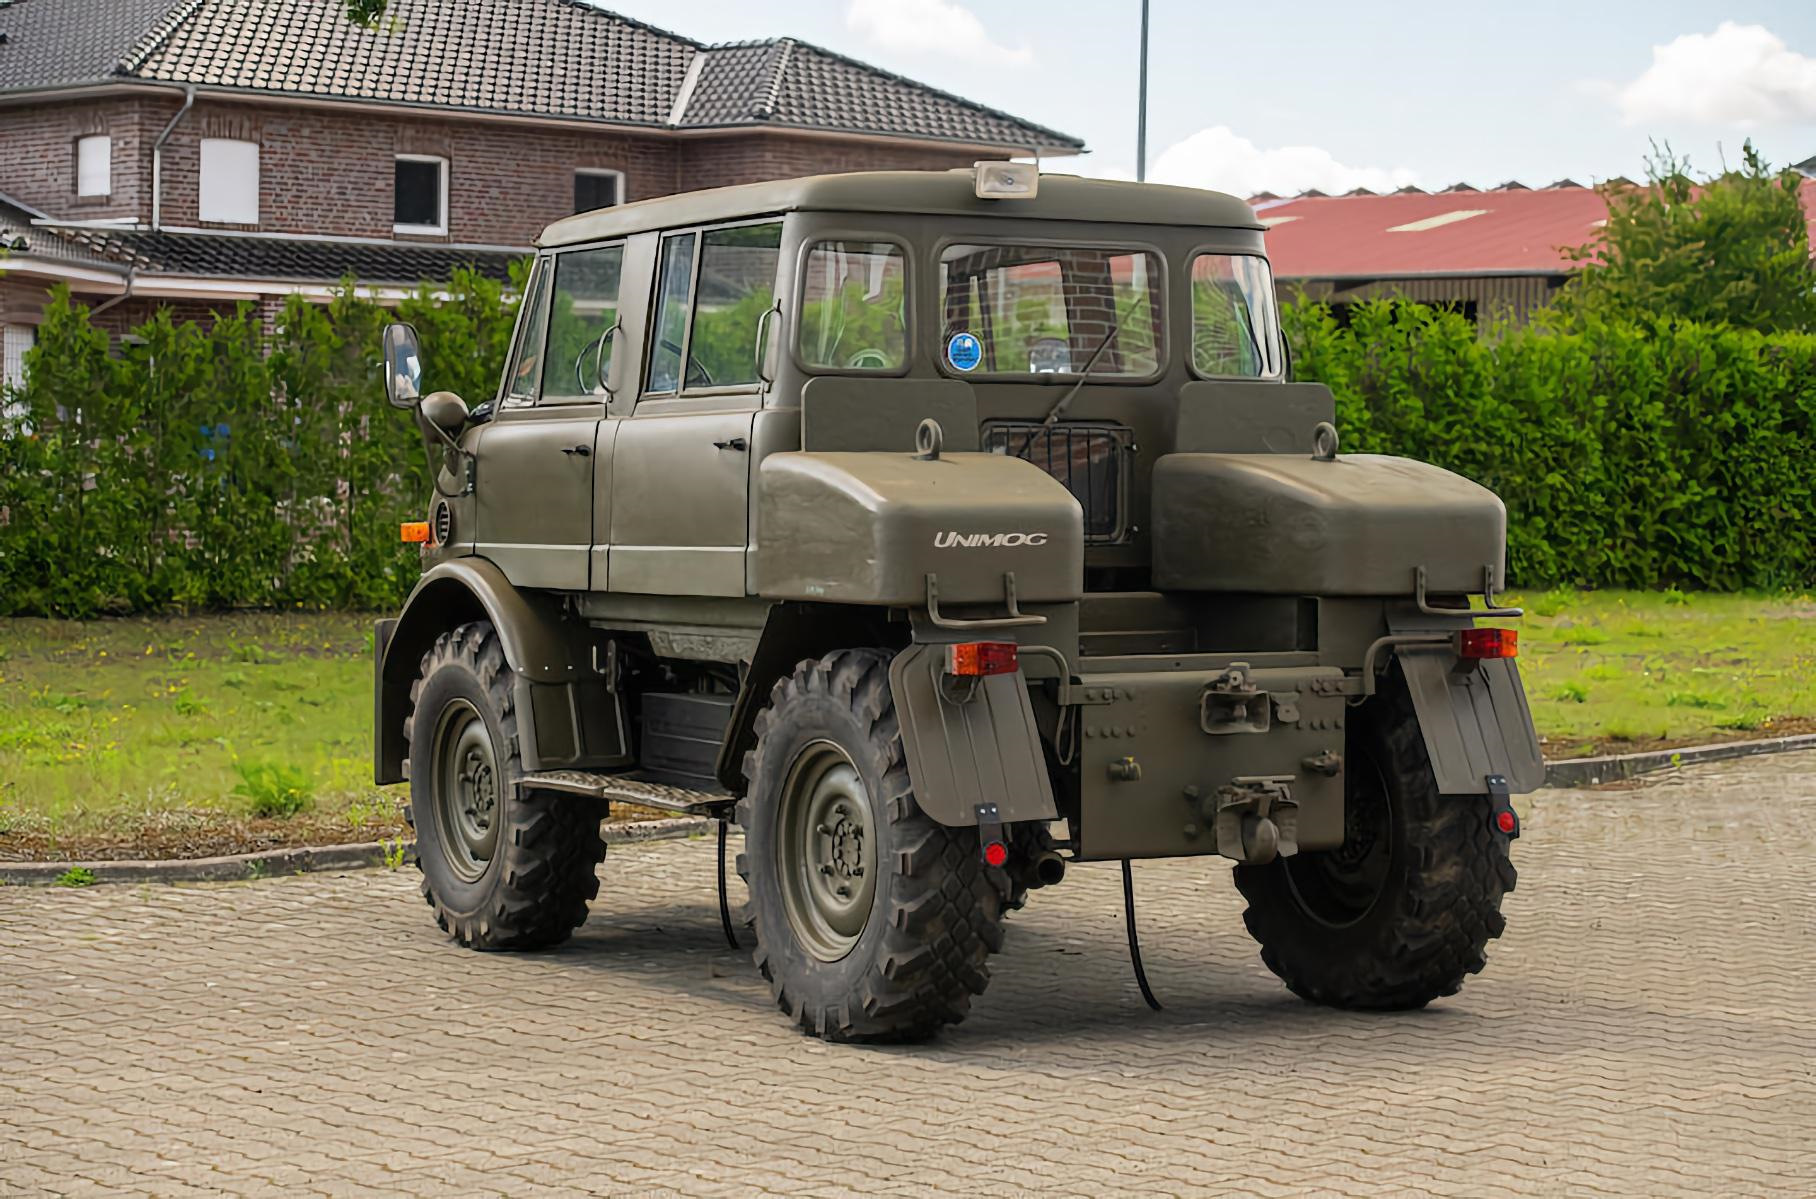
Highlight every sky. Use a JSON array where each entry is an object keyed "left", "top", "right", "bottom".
[{"left": 593, "top": 0, "right": 1816, "bottom": 196}]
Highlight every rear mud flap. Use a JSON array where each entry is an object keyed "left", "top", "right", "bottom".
[
  {"left": 1397, "top": 647, "right": 1544, "bottom": 795},
  {"left": 887, "top": 643, "right": 1058, "bottom": 827}
]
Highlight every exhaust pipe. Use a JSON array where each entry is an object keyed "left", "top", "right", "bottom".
[{"left": 1019, "top": 850, "right": 1067, "bottom": 890}]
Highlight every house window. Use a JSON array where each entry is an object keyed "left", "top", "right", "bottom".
[
  {"left": 76, "top": 135, "right": 112, "bottom": 198},
  {"left": 395, "top": 155, "right": 448, "bottom": 235},
  {"left": 573, "top": 169, "right": 623, "bottom": 214},
  {"left": 199, "top": 138, "right": 260, "bottom": 225},
  {"left": 3, "top": 324, "right": 35, "bottom": 415}
]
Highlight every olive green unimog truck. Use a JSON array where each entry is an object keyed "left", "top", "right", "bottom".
[{"left": 374, "top": 165, "right": 1541, "bottom": 1041}]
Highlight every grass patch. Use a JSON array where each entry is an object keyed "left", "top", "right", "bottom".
[
  {"left": 231, "top": 761, "right": 314, "bottom": 819},
  {"left": 54, "top": 866, "right": 96, "bottom": 887}
]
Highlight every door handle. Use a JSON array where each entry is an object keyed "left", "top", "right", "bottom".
[
  {"left": 713, "top": 437, "right": 748, "bottom": 452},
  {"left": 561, "top": 444, "right": 591, "bottom": 457}
]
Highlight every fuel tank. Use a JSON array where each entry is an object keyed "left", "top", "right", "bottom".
[
  {"left": 754, "top": 451, "right": 1084, "bottom": 606},
  {"left": 1150, "top": 452, "right": 1506, "bottom": 596}
]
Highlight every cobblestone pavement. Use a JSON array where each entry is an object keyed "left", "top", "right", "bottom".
[{"left": 5, "top": 753, "right": 1815, "bottom": 1197}]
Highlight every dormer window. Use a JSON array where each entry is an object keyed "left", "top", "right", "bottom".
[
  {"left": 395, "top": 155, "right": 448, "bottom": 235},
  {"left": 76, "top": 135, "right": 112, "bottom": 198}
]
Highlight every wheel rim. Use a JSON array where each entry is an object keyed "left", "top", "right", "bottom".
[
  {"left": 1282, "top": 743, "right": 1394, "bottom": 928},
  {"left": 431, "top": 698, "right": 500, "bottom": 883},
  {"left": 776, "top": 739, "right": 877, "bottom": 962}
]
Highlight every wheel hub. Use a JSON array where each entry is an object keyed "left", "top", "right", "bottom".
[
  {"left": 777, "top": 741, "right": 878, "bottom": 962},
  {"left": 432, "top": 699, "right": 501, "bottom": 882}
]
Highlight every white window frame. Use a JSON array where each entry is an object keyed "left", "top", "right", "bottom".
[
  {"left": 198, "top": 138, "right": 261, "bottom": 225},
  {"left": 394, "top": 154, "right": 449, "bottom": 236},
  {"left": 76, "top": 135, "right": 112, "bottom": 198},
  {"left": 573, "top": 168, "right": 625, "bottom": 213}
]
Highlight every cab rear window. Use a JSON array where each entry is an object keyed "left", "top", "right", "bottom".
[
  {"left": 938, "top": 243, "right": 1161, "bottom": 378},
  {"left": 1190, "top": 253, "right": 1281, "bottom": 378},
  {"left": 799, "top": 241, "right": 907, "bottom": 372}
]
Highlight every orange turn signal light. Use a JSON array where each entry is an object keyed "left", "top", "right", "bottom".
[
  {"left": 946, "top": 641, "right": 1020, "bottom": 677},
  {"left": 400, "top": 521, "right": 431, "bottom": 544},
  {"left": 1457, "top": 628, "right": 1517, "bottom": 659}
]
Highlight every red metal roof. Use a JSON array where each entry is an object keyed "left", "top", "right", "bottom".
[{"left": 1257, "top": 179, "right": 1816, "bottom": 279}]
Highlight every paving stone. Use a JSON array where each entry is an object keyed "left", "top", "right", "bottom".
[{"left": 3, "top": 751, "right": 1814, "bottom": 1195}]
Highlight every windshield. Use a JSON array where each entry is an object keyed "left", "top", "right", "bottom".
[
  {"left": 939, "top": 243, "right": 1161, "bottom": 377},
  {"left": 1191, "top": 253, "right": 1281, "bottom": 378}
]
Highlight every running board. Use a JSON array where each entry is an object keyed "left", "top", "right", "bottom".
[{"left": 519, "top": 770, "right": 733, "bottom": 817}]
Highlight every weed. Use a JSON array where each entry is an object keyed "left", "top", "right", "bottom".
[
  {"left": 246, "top": 859, "right": 268, "bottom": 881},
  {"left": 230, "top": 642, "right": 280, "bottom": 665},
  {"left": 1557, "top": 625, "right": 1610, "bottom": 646},
  {"left": 1620, "top": 622, "right": 1667, "bottom": 639},
  {"left": 222, "top": 670, "right": 250, "bottom": 689},
  {"left": 231, "top": 761, "right": 314, "bottom": 819},
  {"left": 1717, "top": 713, "right": 1765, "bottom": 731},
  {"left": 54, "top": 866, "right": 96, "bottom": 887},
  {"left": 382, "top": 839, "right": 408, "bottom": 870},
  {"left": 1667, "top": 691, "right": 1726, "bottom": 710},
  {"left": 172, "top": 688, "right": 207, "bottom": 717},
  {"left": 1531, "top": 587, "right": 1578, "bottom": 618},
  {"left": 1552, "top": 681, "right": 1590, "bottom": 703},
  {"left": 1664, "top": 586, "right": 1691, "bottom": 606}
]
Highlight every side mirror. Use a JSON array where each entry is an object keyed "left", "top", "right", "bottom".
[{"left": 383, "top": 322, "right": 423, "bottom": 409}]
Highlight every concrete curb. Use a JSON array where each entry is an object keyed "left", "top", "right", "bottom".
[
  {"left": 13, "top": 736, "right": 1816, "bottom": 885},
  {"left": 0, "top": 816, "right": 723, "bottom": 887},
  {"left": 1542, "top": 732, "right": 1816, "bottom": 789}
]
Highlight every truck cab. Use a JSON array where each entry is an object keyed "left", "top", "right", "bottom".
[{"left": 376, "top": 166, "right": 1540, "bottom": 1041}]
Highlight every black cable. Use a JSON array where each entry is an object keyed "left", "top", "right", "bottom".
[
  {"left": 1121, "top": 858, "right": 1162, "bottom": 1011},
  {"left": 716, "top": 819, "right": 740, "bottom": 951}
]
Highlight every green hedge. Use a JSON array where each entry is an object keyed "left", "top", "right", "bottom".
[
  {"left": 1286, "top": 300, "right": 1816, "bottom": 590},
  {"left": 0, "top": 271, "right": 521, "bottom": 617}
]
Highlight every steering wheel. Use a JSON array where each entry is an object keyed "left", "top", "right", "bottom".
[
  {"left": 657, "top": 337, "right": 715, "bottom": 389},
  {"left": 845, "top": 348, "right": 892, "bottom": 370}
]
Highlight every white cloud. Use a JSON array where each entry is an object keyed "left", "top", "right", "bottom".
[
  {"left": 1614, "top": 22, "right": 1816, "bottom": 127},
  {"left": 845, "top": 0, "right": 1032, "bottom": 66},
  {"left": 1143, "top": 126, "right": 1418, "bottom": 198}
]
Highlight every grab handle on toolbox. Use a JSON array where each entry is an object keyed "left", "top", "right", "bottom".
[
  {"left": 924, "top": 572, "right": 1047, "bottom": 631},
  {"left": 1414, "top": 565, "right": 1523, "bottom": 620}
]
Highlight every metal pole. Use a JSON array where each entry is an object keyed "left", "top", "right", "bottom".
[{"left": 1136, "top": 0, "right": 1150, "bottom": 182}]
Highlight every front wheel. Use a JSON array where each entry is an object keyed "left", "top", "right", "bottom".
[
  {"left": 405, "top": 621, "right": 606, "bottom": 950},
  {"left": 737, "top": 649, "right": 1007, "bottom": 1042},
  {"left": 1233, "top": 670, "right": 1518, "bottom": 1009}
]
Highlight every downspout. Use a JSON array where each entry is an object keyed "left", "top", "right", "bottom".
[
  {"left": 89, "top": 265, "right": 137, "bottom": 320},
  {"left": 150, "top": 85, "right": 196, "bottom": 232}
]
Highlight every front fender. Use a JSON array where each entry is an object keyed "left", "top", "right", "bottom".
[
  {"left": 886, "top": 643, "right": 1058, "bottom": 827},
  {"left": 374, "top": 559, "right": 627, "bottom": 784}
]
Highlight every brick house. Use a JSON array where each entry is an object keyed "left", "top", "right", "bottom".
[{"left": 0, "top": 0, "right": 1081, "bottom": 385}]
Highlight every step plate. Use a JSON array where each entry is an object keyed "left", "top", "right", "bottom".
[{"left": 520, "top": 770, "right": 732, "bottom": 817}]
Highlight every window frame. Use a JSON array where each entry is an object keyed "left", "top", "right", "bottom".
[
  {"left": 197, "top": 137, "right": 261, "bottom": 225},
  {"left": 1183, "top": 248, "right": 1284, "bottom": 382},
  {"left": 790, "top": 234, "right": 913, "bottom": 380},
  {"left": 537, "top": 239, "right": 629, "bottom": 407},
  {"left": 75, "top": 134, "right": 112, "bottom": 198},
  {"left": 641, "top": 215, "right": 785, "bottom": 402},
  {"left": 930, "top": 235, "right": 1169, "bottom": 385},
  {"left": 393, "top": 154, "right": 449, "bottom": 236},
  {"left": 572, "top": 168, "right": 626, "bottom": 215},
  {"left": 497, "top": 255, "right": 555, "bottom": 409}
]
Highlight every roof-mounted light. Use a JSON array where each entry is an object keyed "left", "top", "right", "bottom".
[{"left": 974, "top": 160, "right": 1037, "bottom": 200}]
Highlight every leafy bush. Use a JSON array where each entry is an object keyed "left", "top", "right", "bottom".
[
  {"left": 0, "top": 267, "right": 522, "bottom": 617},
  {"left": 1285, "top": 297, "right": 1816, "bottom": 589},
  {"left": 232, "top": 760, "right": 315, "bottom": 819}
]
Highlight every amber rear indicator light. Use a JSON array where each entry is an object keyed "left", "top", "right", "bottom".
[
  {"left": 400, "top": 521, "right": 431, "bottom": 544},
  {"left": 1457, "top": 628, "right": 1517, "bottom": 659},
  {"left": 946, "top": 641, "right": 1020, "bottom": 677}
]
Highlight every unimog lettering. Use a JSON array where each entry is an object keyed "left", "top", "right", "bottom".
[
  {"left": 933, "top": 531, "right": 1051, "bottom": 548},
  {"left": 374, "top": 165, "right": 1544, "bottom": 1044}
]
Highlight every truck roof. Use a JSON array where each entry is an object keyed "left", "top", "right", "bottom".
[{"left": 537, "top": 169, "right": 1262, "bottom": 247}]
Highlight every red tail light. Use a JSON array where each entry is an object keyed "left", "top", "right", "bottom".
[
  {"left": 1457, "top": 628, "right": 1518, "bottom": 659},
  {"left": 946, "top": 641, "right": 1020, "bottom": 677}
]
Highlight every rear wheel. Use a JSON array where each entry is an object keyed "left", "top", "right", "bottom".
[
  {"left": 405, "top": 621, "right": 606, "bottom": 950},
  {"left": 737, "top": 649, "right": 1007, "bottom": 1042},
  {"left": 1233, "top": 672, "right": 1517, "bottom": 1008}
]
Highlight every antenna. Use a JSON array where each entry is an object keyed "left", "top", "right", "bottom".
[{"left": 1136, "top": 0, "right": 1150, "bottom": 182}]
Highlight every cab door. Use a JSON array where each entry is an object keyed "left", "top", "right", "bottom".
[
  {"left": 475, "top": 246, "right": 624, "bottom": 591},
  {"left": 609, "top": 222, "right": 780, "bottom": 596}
]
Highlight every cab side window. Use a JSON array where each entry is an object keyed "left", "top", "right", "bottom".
[
  {"left": 502, "top": 258, "right": 553, "bottom": 406},
  {"left": 644, "top": 221, "right": 783, "bottom": 395},
  {"left": 540, "top": 244, "right": 625, "bottom": 401}
]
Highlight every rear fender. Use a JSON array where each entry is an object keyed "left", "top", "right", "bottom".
[
  {"left": 1395, "top": 647, "right": 1544, "bottom": 795},
  {"left": 886, "top": 642, "right": 1058, "bottom": 827},
  {"left": 374, "top": 559, "right": 628, "bottom": 784}
]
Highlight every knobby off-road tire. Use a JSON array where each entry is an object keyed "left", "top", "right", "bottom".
[
  {"left": 1233, "top": 669, "right": 1518, "bottom": 1009},
  {"left": 405, "top": 621, "right": 606, "bottom": 950},
  {"left": 737, "top": 649, "right": 1007, "bottom": 1042}
]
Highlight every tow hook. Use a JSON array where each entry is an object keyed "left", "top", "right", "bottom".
[{"left": 1486, "top": 774, "right": 1520, "bottom": 839}]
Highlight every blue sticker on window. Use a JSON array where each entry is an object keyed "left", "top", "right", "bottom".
[{"left": 946, "top": 331, "right": 983, "bottom": 372}]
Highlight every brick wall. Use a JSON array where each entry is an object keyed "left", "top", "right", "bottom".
[
  {"left": 0, "top": 96, "right": 151, "bottom": 222},
  {"left": 675, "top": 134, "right": 975, "bottom": 194}
]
